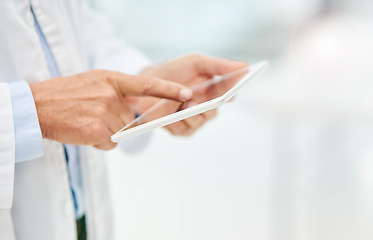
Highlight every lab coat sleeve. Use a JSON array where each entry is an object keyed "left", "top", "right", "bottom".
[
  {"left": 83, "top": 4, "right": 154, "bottom": 75},
  {"left": 0, "top": 83, "right": 15, "bottom": 209},
  {"left": 82, "top": 4, "right": 155, "bottom": 152}
]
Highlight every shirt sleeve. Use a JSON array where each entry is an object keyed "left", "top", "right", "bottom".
[{"left": 7, "top": 81, "right": 44, "bottom": 163}]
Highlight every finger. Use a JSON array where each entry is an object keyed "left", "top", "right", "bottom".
[
  {"left": 201, "top": 109, "right": 218, "bottom": 120},
  {"left": 94, "top": 127, "right": 118, "bottom": 150},
  {"left": 182, "top": 109, "right": 217, "bottom": 132},
  {"left": 165, "top": 107, "right": 217, "bottom": 136},
  {"left": 94, "top": 141, "right": 118, "bottom": 151},
  {"left": 90, "top": 102, "right": 124, "bottom": 136},
  {"left": 108, "top": 118, "right": 125, "bottom": 135},
  {"left": 116, "top": 100, "right": 135, "bottom": 130},
  {"left": 123, "top": 95, "right": 139, "bottom": 105},
  {"left": 104, "top": 105, "right": 128, "bottom": 134},
  {"left": 108, "top": 71, "right": 193, "bottom": 102},
  {"left": 193, "top": 55, "right": 249, "bottom": 76},
  {"left": 184, "top": 114, "right": 206, "bottom": 130},
  {"left": 164, "top": 121, "right": 193, "bottom": 136},
  {"left": 179, "top": 101, "right": 197, "bottom": 110}
]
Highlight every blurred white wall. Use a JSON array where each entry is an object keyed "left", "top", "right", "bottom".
[
  {"left": 88, "top": 0, "right": 373, "bottom": 239},
  {"left": 90, "top": 0, "right": 322, "bottom": 60}
]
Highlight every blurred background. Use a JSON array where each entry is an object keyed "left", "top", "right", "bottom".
[{"left": 90, "top": 0, "right": 373, "bottom": 239}]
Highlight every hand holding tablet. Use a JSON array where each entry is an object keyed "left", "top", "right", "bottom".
[{"left": 111, "top": 60, "right": 269, "bottom": 142}]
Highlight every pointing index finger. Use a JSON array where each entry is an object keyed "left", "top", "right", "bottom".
[{"left": 109, "top": 72, "right": 193, "bottom": 102}]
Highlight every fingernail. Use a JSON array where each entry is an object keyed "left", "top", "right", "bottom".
[{"left": 179, "top": 88, "right": 193, "bottom": 101}]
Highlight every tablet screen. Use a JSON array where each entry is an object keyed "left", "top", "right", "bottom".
[{"left": 122, "top": 66, "right": 249, "bottom": 131}]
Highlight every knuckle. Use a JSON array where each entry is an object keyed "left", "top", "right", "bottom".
[
  {"left": 139, "top": 77, "right": 154, "bottom": 95},
  {"left": 101, "top": 88, "right": 119, "bottom": 104},
  {"left": 85, "top": 122, "right": 109, "bottom": 144},
  {"left": 93, "top": 105, "right": 107, "bottom": 118},
  {"left": 90, "top": 120, "right": 106, "bottom": 134},
  {"left": 98, "top": 70, "right": 113, "bottom": 84}
]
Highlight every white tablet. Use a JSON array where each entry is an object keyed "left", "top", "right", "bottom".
[{"left": 111, "top": 60, "right": 269, "bottom": 142}]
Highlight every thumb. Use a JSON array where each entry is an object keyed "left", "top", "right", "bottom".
[{"left": 193, "top": 54, "right": 249, "bottom": 76}]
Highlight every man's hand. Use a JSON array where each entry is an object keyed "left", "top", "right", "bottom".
[
  {"left": 134, "top": 54, "right": 248, "bottom": 136},
  {"left": 30, "top": 70, "right": 193, "bottom": 150}
]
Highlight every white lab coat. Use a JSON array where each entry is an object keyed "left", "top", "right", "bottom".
[{"left": 0, "top": 0, "right": 152, "bottom": 239}]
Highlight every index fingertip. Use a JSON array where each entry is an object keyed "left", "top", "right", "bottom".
[{"left": 179, "top": 88, "right": 193, "bottom": 101}]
